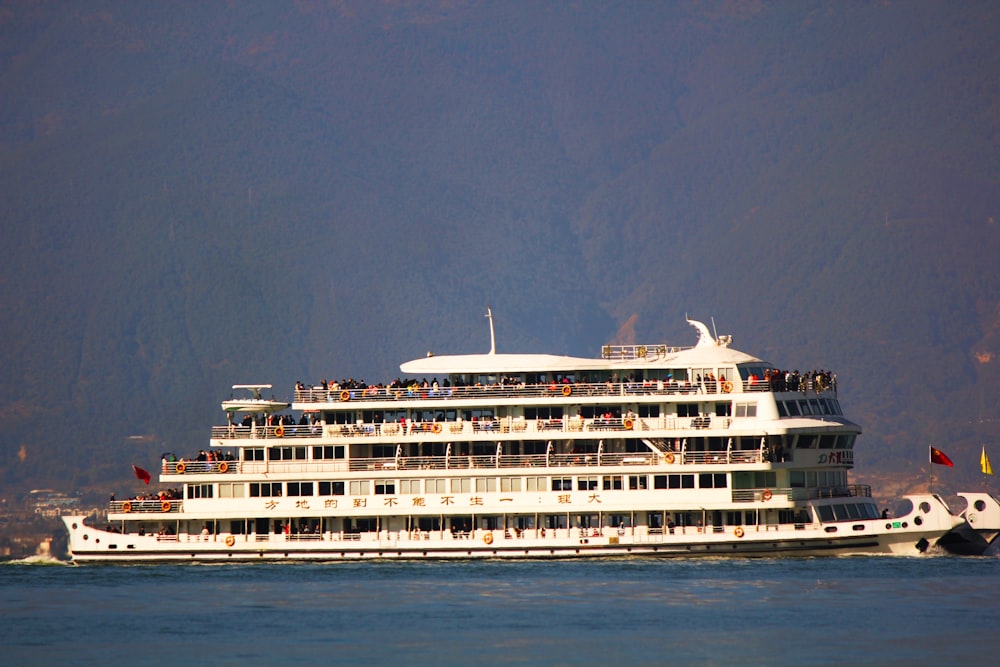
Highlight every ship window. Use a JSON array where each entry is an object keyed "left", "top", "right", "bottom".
[
  {"left": 218, "top": 482, "right": 245, "bottom": 498},
  {"left": 375, "top": 481, "right": 395, "bottom": 495},
  {"left": 250, "top": 482, "right": 282, "bottom": 497},
  {"left": 500, "top": 477, "right": 522, "bottom": 492},
  {"left": 699, "top": 473, "right": 727, "bottom": 489},
  {"left": 715, "top": 402, "right": 732, "bottom": 417},
  {"left": 818, "top": 506, "right": 835, "bottom": 522},
  {"left": 665, "top": 474, "right": 695, "bottom": 489},
  {"left": 653, "top": 475, "right": 667, "bottom": 489},
  {"left": 776, "top": 401, "right": 788, "bottom": 417},
  {"left": 451, "top": 478, "right": 471, "bottom": 494},
  {"left": 736, "top": 402, "right": 758, "bottom": 418},
  {"left": 526, "top": 477, "right": 546, "bottom": 492},
  {"left": 790, "top": 472, "right": 805, "bottom": 488},
  {"left": 577, "top": 476, "right": 598, "bottom": 491},
  {"left": 313, "top": 446, "right": 345, "bottom": 460},
  {"left": 268, "top": 446, "right": 306, "bottom": 461},
  {"left": 819, "top": 435, "right": 836, "bottom": 449},
  {"left": 637, "top": 405, "right": 660, "bottom": 418},
  {"left": 426, "top": 479, "right": 446, "bottom": 494},
  {"left": 244, "top": 448, "right": 264, "bottom": 461},
  {"left": 552, "top": 477, "right": 572, "bottom": 491},
  {"left": 187, "top": 484, "right": 213, "bottom": 499},
  {"left": 475, "top": 478, "right": 497, "bottom": 492},
  {"left": 287, "top": 482, "right": 313, "bottom": 496},
  {"left": 784, "top": 401, "right": 800, "bottom": 416},
  {"left": 602, "top": 475, "right": 623, "bottom": 491},
  {"left": 628, "top": 475, "right": 648, "bottom": 490},
  {"left": 677, "top": 403, "right": 700, "bottom": 418},
  {"left": 349, "top": 481, "right": 369, "bottom": 495},
  {"left": 797, "top": 400, "right": 812, "bottom": 415},
  {"left": 525, "top": 407, "right": 564, "bottom": 420},
  {"left": 845, "top": 503, "right": 862, "bottom": 519},
  {"left": 318, "top": 481, "right": 345, "bottom": 496},
  {"left": 399, "top": 479, "right": 420, "bottom": 494}
]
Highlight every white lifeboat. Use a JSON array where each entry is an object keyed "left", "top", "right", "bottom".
[{"left": 221, "top": 384, "right": 290, "bottom": 414}]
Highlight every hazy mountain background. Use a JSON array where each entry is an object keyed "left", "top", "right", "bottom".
[{"left": 1, "top": 1, "right": 998, "bottom": 501}]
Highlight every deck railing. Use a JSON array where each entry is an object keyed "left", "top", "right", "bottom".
[{"left": 109, "top": 499, "right": 183, "bottom": 514}]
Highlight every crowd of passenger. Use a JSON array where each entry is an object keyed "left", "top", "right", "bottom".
[{"left": 752, "top": 369, "right": 837, "bottom": 394}]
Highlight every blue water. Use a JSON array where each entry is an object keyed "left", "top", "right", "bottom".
[{"left": 2, "top": 556, "right": 999, "bottom": 666}]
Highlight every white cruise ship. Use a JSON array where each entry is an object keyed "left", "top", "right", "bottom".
[{"left": 62, "top": 314, "right": 1000, "bottom": 561}]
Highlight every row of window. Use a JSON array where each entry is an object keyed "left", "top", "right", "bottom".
[
  {"left": 191, "top": 473, "right": 733, "bottom": 500},
  {"left": 777, "top": 397, "right": 842, "bottom": 418}
]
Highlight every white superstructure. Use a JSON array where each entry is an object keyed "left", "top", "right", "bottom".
[{"left": 63, "top": 316, "right": 1000, "bottom": 561}]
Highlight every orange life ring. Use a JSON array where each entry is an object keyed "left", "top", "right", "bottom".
[
  {"left": 721, "top": 380, "right": 733, "bottom": 393},
  {"left": 623, "top": 418, "right": 634, "bottom": 430},
  {"left": 483, "top": 533, "right": 493, "bottom": 545},
  {"left": 225, "top": 535, "right": 236, "bottom": 547},
  {"left": 274, "top": 425, "right": 285, "bottom": 438},
  {"left": 432, "top": 423, "right": 442, "bottom": 434},
  {"left": 161, "top": 501, "right": 171, "bottom": 512},
  {"left": 340, "top": 390, "right": 351, "bottom": 401},
  {"left": 664, "top": 453, "right": 675, "bottom": 464},
  {"left": 122, "top": 501, "right": 132, "bottom": 513},
  {"left": 218, "top": 461, "right": 229, "bottom": 473},
  {"left": 734, "top": 526, "right": 744, "bottom": 538},
  {"left": 175, "top": 462, "right": 186, "bottom": 474},
  {"left": 762, "top": 489, "right": 772, "bottom": 501},
  {"left": 561, "top": 385, "right": 572, "bottom": 397}
]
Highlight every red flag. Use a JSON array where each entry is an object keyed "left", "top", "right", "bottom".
[
  {"left": 132, "top": 464, "right": 152, "bottom": 484},
  {"left": 929, "top": 447, "right": 954, "bottom": 467}
]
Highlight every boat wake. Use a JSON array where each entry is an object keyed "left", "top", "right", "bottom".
[{"left": 1, "top": 555, "right": 72, "bottom": 566}]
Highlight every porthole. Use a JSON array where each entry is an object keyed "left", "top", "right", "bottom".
[
  {"left": 919, "top": 502, "right": 931, "bottom": 514},
  {"left": 975, "top": 500, "right": 987, "bottom": 512},
  {"left": 83, "top": 534, "right": 89, "bottom": 541},
  {"left": 71, "top": 523, "right": 78, "bottom": 530},
  {"left": 914, "top": 516, "right": 923, "bottom": 526}
]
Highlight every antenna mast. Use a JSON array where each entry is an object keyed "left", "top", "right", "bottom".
[{"left": 486, "top": 305, "right": 496, "bottom": 355}]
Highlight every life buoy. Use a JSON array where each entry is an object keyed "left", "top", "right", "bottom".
[
  {"left": 432, "top": 423, "right": 442, "bottom": 434},
  {"left": 225, "top": 535, "right": 235, "bottom": 547},
  {"left": 340, "top": 390, "right": 351, "bottom": 401},
  {"left": 274, "top": 425, "right": 284, "bottom": 438},
  {"left": 483, "top": 533, "right": 493, "bottom": 545},
  {"left": 161, "top": 501, "right": 171, "bottom": 512},
  {"left": 721, "top": 380, "right": 733, "bottom": 393},
  {"left": 175, "top": 462, "right": 186, "bottom": 474},
  {"left": 218, "top": 461, "right": 229, "bottom": 473},
  {"left": 664, "top": 453, "right": 675, "bottom": 464},
  {"left": 734, "top": 526, "right": 744, "bottom": 538},
  {"left": 122, "top": 501, "right": 132, "bottom": 513},
  {"left": 762, "top": 489, "right": 772, "bottom": 501},
  {"left": 561, "top": 385, "right": 572, "bottom": 397},
  {"left": 637, "top": 345, "right": 647, "bottom": 358},
  {"left": 623, "top": 418, "right": 634, "bottom": 430}
]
